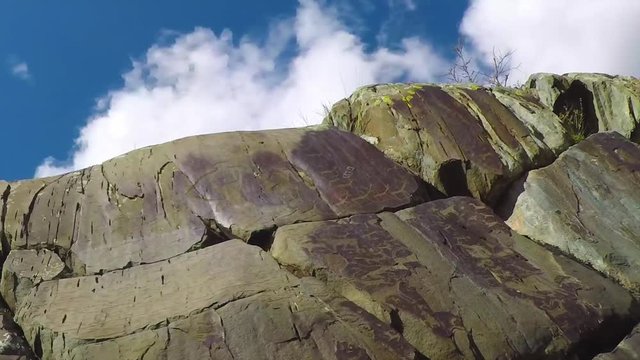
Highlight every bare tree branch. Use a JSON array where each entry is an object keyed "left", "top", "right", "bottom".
[
  {"left": 483, "top": 47, "right": 516, "bottom": 86},
  {"left": 447, "top": 40, "right": 519, "bottom": 87},
  {"left": 447, "top": 39, "right": 480, "bottom": 83}
]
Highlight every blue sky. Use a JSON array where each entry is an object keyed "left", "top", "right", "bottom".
[{"left": 1, "top": 0, "right": 639, "bottom": 181}]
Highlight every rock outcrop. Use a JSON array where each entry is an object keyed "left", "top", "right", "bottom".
[
  {"left": 272, "top": 197, "right": 638, "bottom": 359},
  {"left": 1, "top": 73, "right": 640, "bottom": 359},
  {"left": 505, "top": 132, "right": 640, "bottom": 295}
]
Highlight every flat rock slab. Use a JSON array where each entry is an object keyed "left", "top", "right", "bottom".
[
  {"left": 13, "top": 240, "right": 416, "bottom": 360},
  {"left": 272, "top": 197, "right": 639, "bottom": 359},
  {"left": 506, "top": 132, "right": 640, "bottom": 294},
  {"left": 1, "top": 127, "right": 427, "bottom": 275},
  {"left": 594, "top": 323, "right": 640, "bottom": 359}
]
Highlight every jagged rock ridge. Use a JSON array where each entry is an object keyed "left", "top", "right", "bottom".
[{"left": 0, "top": 72, "right": 639, "bottom": 359}]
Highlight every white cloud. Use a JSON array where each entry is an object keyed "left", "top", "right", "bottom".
[
  {"left": 399, "top": 0, "right": 417, "bottom": 11},
  {"left": 36, "top": 0, "right": 446, "bottom": 177},
  {"left": 460, "top": 0, "right": 640, "bottom": 83},
  {"left": 10, "top": 61, "right": 30, "bottom": 80}
]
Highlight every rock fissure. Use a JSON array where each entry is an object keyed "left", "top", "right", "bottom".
[
  {"left": 154, "top": 161, "right": 173, "bottom": 220},
  {"left": 1, "top": 183, "right": 11, "bottom": 262},
  {"left": 403, "top": 99, "right": 427, "bottom": 176},
  {"left": 20, "top": 182, "right": 49, "bottom": 248}
]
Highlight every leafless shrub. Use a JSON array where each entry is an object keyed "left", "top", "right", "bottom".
[
  {"left": 447, "top": 40, "right": 481, "bottom": 84},
  {"left": 447, "top": 40, "right": 518, "bottom": 87}
]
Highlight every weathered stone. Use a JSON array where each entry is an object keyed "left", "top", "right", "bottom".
[
  {"left": 1, "top": 127, "right": 427, "bottom": 275},
  {"left": 505, "top": 132, "right": 640, "bottom": 294},
  {"left": 64, "top": 279, "right": 416, "bottom": 360},
  {"left": 491, "top": 87, "right": 573, "bottom": 154},
  {"left": 14, "top": 240, "right": 415, "bottom": 359},
  {"left": 1, "top": 249, "right": 66, "bottom": 312},
  {"left": 594, "top": 323, "right": 640, "bottom": 359},
  {"left": 527, "top": 73, "right": 640, "bottom": 141},
  {"left": 16, "top": 240, "right": 292, "bottom": 344},
  {"left": 272, "top": 197, "right": 638, "bottom": 359},
  {"left": 324, "top": 83, "right": 569, "bottom": 203}
]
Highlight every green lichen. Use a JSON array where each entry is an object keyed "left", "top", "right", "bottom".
[
  {"left": 373, "top": 95, "right": 394, "bottom": 107},
  {"left": 402, "top": 94, "right": 414, "bottom": 108},
  {"left": 401, "top": 84, "right": 423, "bottom": 108}
]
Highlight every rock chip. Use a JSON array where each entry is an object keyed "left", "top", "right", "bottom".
[{"left": 273, "top": 197, "right": 639, "bottom": 359}]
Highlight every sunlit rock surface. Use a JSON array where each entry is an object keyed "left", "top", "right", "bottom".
[
  {"left": 505, "top": 132, "right": 640, "bottom": 294},
  {"left": 272, "top": 197, "right": 638, "bottom": 359},
  {"left": 1, "top": 73, "right": 640, "bottom": 359}
]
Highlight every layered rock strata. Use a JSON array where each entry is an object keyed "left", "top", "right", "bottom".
[
  {"left": 0, "top": 73, "right": 639, "bottom": 359},
  {"left": 505, "top": 132, "right": 640, "bottom": 293}
]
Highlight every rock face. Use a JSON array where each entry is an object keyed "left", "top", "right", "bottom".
[
  {"left": 272, "top": 197, "right": 638, "bottom": 359},
  {"left": 15, "top": 240, "right": 415, "bottom": 359},
  {"left": 505, "top": 132, "right": 640, "bottom": 294},
  {"left": 1, "top": 73, "right": 640, "bottom": 359},
  {"left": 1, "top": 127, "right": 427, "bottom": 277},
  {"left": 527, "top": 73, "right": 640, "bottom": 140},
  {"left": 323, "top": 74, "right": 640, "bottom": 204}
]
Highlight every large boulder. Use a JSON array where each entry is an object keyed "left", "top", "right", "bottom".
[
  {"left": 505, "top": 132, "right": 640, "bottom": 294},
  {"left": 1, "top": 127, "right": 428, "bottom": 276},
  {"left": 14, "top": 240, "right": 416, "bottom": 360},
  {"left": 324, "top": 75, "right": 640, "bottom": 205},
  {"left": 272, "top": 197, "right": 638, "bottom": 359},
  {"left": 323, "top": 83, "right": 572, "bottom": 204}
]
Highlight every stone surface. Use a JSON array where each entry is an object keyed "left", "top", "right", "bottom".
[
  {"left": 324, "top": 83, "right": 566, "bottom": 203},
  {"left": 505, "top": 132, "right": 640, "bottom": 294},
  {"left": 0, "top": 250, "right": 66, "bottom": 312},
  {"left": 272, "top": 197, "right": 638, "bottom": 359},
  {"left": 1, "top": 127, "right": 427, "bottom": 275},
  {"left": 325, "top": 74, "right": 640, "bottom": 204},
  {"left": 14, "top": 240, "right": 416, "bottom": 359},
  {"left": 594, "top": 323, "right": 640, "bottom": 359}
]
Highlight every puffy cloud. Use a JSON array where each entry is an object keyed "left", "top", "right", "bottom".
[
  {"left": 9, "top": 61, "right": 30, "bottom": 80},
  {"left": 36, "top": 0, "right": 447, "bottom": 177},
  {"left": 460, "top": 0, "right": 640, "bottom": 83}
]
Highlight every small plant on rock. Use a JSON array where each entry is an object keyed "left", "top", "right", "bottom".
[{"left": 557, "top": 99, "right": 586, "bottom": 143}]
